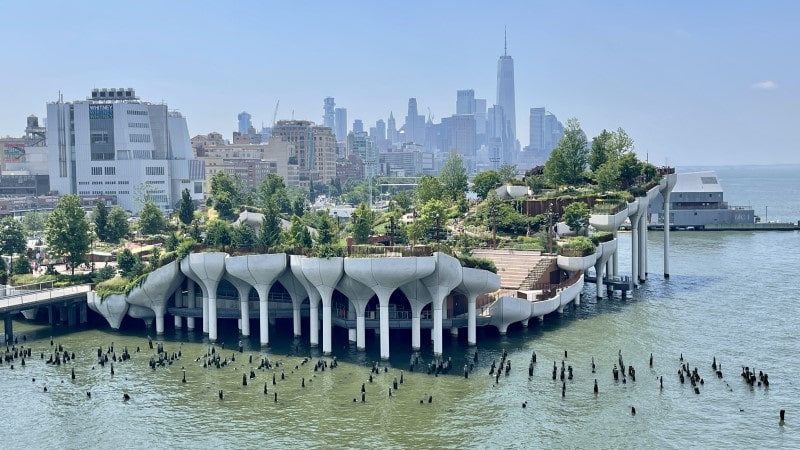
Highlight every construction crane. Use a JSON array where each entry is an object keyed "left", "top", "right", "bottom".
[{"left": 272, "top": 100, "right": 280, "bottom": 127}]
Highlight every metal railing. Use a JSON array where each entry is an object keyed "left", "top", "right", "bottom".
[
  {"left": 0, "top": 284, "right": 91, "bottom": 311},
  {"left": 1, "top": 280, "right": 55, "bottom": 297},
  {"left": 347, "top": 245, "right": 433, "bottom": 258}
]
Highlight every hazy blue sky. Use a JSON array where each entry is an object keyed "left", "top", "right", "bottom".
[{"left": 0, "top": 0, "right": 796, "bottom": 165}]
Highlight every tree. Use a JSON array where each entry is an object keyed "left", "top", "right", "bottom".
[
  {"left": 618, "top": 152, "right": 643, "bottom": 188},
  {"left": 351, "top": 203, "right": 373, "bottom": 245},
  {"left": 257, "top": 201, "right": 283, "bottom": 249},
  {"left": 291, "top": 197, "right": 305, "bottom": 217},
  {"left": 608, "top": 127, "right": 635, "bottom": 158},
  {"left": 165, "top": 232, "right": 180, "bottom": 252},
  {"left": 0, "top": 217, "right": 26, "bottom": 273},
  {"left": 11, "top": 255, "right": 31, "bottom": 275},
  {"left": 231, "top": 224, "right": 256, "bottom": 249},
  {"left": 139, "top": 200, "right": 166, "bottom": 235},
  {"left": 472, "top": 170, "right": 504, "bottom": 201},
  {"left": 589, "top": 129, "right": 613, "bottom": 172},
  {"left": 257, "top": 173, "right": 290, "bottom": 213},
  {"left": 93, "top": 201, "right": 109, "bottom": 242},
  {"left": 391, "top": 191, "right": 413, "bottom": 211},
  {"left": 206, "top": 219, "right": 233, "bottom": 251},
  {"left": 406, "top": 222, "right": 423, "bottom": 245},
  {"left": 106, "top": 206, "right": 130, "bottom": 244},
  {"left": 439, "top": 151, "right": 468, "bottom": 203},
  {"left": 210, "top": 172, "right": 241, "bottom": 204},
  {"left": 593, "top": 159, "right": 621, "bottom": 192},
  {"left": 22, "top": 211, "right": 47, "bottom": 237},
  {"left": 177, "top": 188, "right": 195, "bottom": 227},
  {"left": 45, "top": 195, "right": 91, "bottom": 276},
  {"left": 544, "top": 118, "right": 589, "bottom": 187},
  {"left": 315, "top": 213, "right": 335, "bottom": 246},
  {"left": 498, "top": 163, "right": 518, "bottom": 182},
  {"left": 214, "top": 191, "right": 236, "bottom": 221},
  {"left": 562, "top": 202, "right": 590, "bottom": 235},
  {"left": 415, "top": 175, "right": 444, "bottom": 205},
  {"left": 287, "top": 215, "right": 312, "bottom": 248},
  {"left": 116, "top": 248, "right": 137, "bottom": 277}
]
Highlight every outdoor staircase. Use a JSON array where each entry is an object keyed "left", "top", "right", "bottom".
[
  {"left": 471, "top": 249, "right": 545, "bottom": 290},
  {"left": 518, "top": 256, "right": 557, "bottom": 290}
]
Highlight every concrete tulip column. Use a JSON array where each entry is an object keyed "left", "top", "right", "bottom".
[
  {"left": 86, "top": 291, "right": 129, "bottom": 330},
  {"left": 301, "top": 257, "right": 344, "bottom": 356},
  {"left": 660, "top": 173, "right": 677, "bottom": 278},
  {"left": 456, "top": 268, "right": 501, "bottom": 346},
  {"left": 346, "top": 256, "right": 435, "bottom": 359},
  {"left": 226, "top": 254, "right": 287, "bottom": 346},
  {"left": 422, "top": 253, "right": 463, "bottom": 357},
  {"left": 186, "top": 280, "right": 196, "bottom": 330},
  {"left": 224, "top": 275, "right": 254, "bottom": 337},
  {"left": 290, "top": 256, "right": 321, "bottom": 347},
  {"left": 627, "top": 200, "right": 644, "bottom": 287},
  {"left": 337, "top": 274, "right": 377, "bottom": 351},
  {"left": 277, "top": 271, "right": 308, "bottom": 337},
  {"left": 181, "top": 258, "right": 208, "bottom": 333},
  {"left": 123, "top": 261, "right": 183, "bottom": 335},
  {"left": 400, "top": 280, "right": 433, "bottom": 351},
  {"left": 173, "top": 288, "right": 182, "bottom": 329},
  {"left": 187, "top": 252, "right": 226, "bottom": 343}
]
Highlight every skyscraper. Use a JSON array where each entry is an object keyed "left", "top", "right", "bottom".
[
  {"left": 323, "top": 97, "right": 335, "bottom": 130},
  {"left": 403, "top": 98, "right": 425, "bottom": 145},
  {"left": 387, "top": 112, "right": 397, "bottom": 143},
  {"left": 238, "top": 111, "right": 252, "bottom": 136},
  {"left": 353, "top": 119, "right": 364, "bottom": 133},
  {"left": 334, "top": 108, "right": 347, "bottom": 142},
  {"left": 456, "top": 89, "right": 475, "bottom": 115},
  {"left": 529, "top": 107, "right": 546, "bottom": 152},
  {"left": 496, "top": 30, "right": 516, "bottom": 148}
]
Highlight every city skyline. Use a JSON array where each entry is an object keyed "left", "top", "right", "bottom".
[{"left": 0, "top": 1, "right": 797, "bottom": 165}]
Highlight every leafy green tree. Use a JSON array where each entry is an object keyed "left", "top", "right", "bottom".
[
  {"left": 106, "top": 206, "right": 130, "bottom": 243},
  {"left": 351, "top": 203, "right": 374, "bottom": 245},
  {"left": 189, "top": 220, "right": 202, "bottom": 241},
  {"left": 11, "top": 254, "right": 31, "bottom": 275},
  {"left": 45, "top": 195, "right": 91, "bottom": 276},
  {"left": 593, "top": 159, "right": 621, "bottom": 192},
  {"left": 498, "top": 163, "right": 518, "bottom": 182},
  {"left": 206, "top": 219, "right": 233, "bottom": 251},
  {"left": 287, "top": 215, "right": 312, "bottom": 248},
  {"left": 544, "top": 118, "right": 589, "bottom": 187},
  {"left": 415, "top": 175, "right": 444, "bottom": 205},
  {"left": 22, "top": 211, "right": 47, "bottom": 237},
  {"left": 417, "top": 199, "right": 447, "bottom": 242},
  {"left": 589, "top": 129, "right": 613, "bottom": 172},
  {"left": 291, "top": 197, "right": 305, "bottom": 217},
  {"left": 618, "top": 152, "right": 643, "bottom": 188},
  {"left": 439, "top": 151, "right": 468, "bottom": 203},
  {"left": 391, "top": 191, "right": 413, "bottom": 211},
  {"left": 315, "top": 213, "right": 335, "bottom": 246},
  {"left": 177, "top": 188, "right": 196, "bottom": 227},
  {"left": 116, "top": 248, "right": 137, "bottom": 277},
  {"left": 0, "top": 217, "right": 26, "bottom": 273},
  {"left": 608, "top": 127, "right": 635, "bottom": 158},
  {"left": 213, "top": 191, "right": 236, "bottom": 221},
  {"left": 231, "top": 224, "right": 256, "bottom": 249},
  {"left": 93, "top": 201, "right": 109, "bottom": 242},
  {"left": 165, "top": 232, "right": 180, "bottom": 252},
  {"left": 562, "top": 202, "right": 590, "bottom": 235},
  {"left": 472, "top": 170, "right": 504, "bottom": 201},
  {"left": 406, "top": 222, "right": 423, "bottom": 245},
  {"left": 257, "top": 173, "right": 290, "bottom": 213},
  {"left": 257, "top": 201, "right": 283, "bottom": 249},
  {"left": 210, "top": 172, "right": 241, "bottom": 204},
  {"left": 139, "top": 200, "right": 166, "bottom": 235}
]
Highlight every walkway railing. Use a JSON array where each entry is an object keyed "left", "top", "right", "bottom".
[
  {"left": 1, "top": 281, "right": 55, "bottom": 297},
  {"left": 0, "top": 284, "right": 91, "bottom": 312}
]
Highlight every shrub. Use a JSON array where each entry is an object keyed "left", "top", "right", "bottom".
[
  {"left": 559, "top": 236, "right": 596, "bottom": 257},
  {"left": 591, "top": 231, "right": 614, "bottom": 245},
  {"left": 458, "top": 255, "right": 498, "bottom": 273}
]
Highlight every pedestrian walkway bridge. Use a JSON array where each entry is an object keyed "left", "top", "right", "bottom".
[{"left": 1, "top": 283, "right": 91, "bottom": 340}]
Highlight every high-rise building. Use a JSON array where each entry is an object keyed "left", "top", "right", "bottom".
[
  {"left": 474, "top": 99, "right": 487, "bottom": 137},
  {"left": 238, "top": 111, "right": 252, "bottom": 136},
  {"left": 387, "top": 112, "right": 397, "bottom": 143},
  {"left": 270, "top": 120, "right": 337, "bottom": 186},
  {"left": 374, "top": 119, "right": 386, "bottom": 142},
  {"left": 528, "top": 107, "right": 546, "bottom": 152},
  {"left": 544, "top": 113, "right": 564, "bottom": 153},
  {"left": 403, "top": 98, "right": 426, "bottom": 145},
  {"left": 456, "top": 89, "right": 476, "bottom": 115},
  {"left": 323, "top": 97, "right": 335, "bottom": 130},
  {"left": 346, "top": 131, "right": 377, "bottom": 179},
  {"left": 353, "top": 119, "right": 364, "bottom": 133},
  {"left": 46, "top": 88, "right": 205, "bottom": 213},
  {"left": 334, "top": 108, "right": 347, "bottom": 142},
  {"left": 496, "top": 30, "right": 517, "bottom": 148},
  {"left": 449, "top": 114, "right": 477, "bottom": 158}
]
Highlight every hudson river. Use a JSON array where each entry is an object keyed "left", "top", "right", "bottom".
[{"left": 2, "top": 165, "right": 798, "bottom": 449}]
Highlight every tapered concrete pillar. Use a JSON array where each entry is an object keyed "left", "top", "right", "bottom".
[
  {"left": 203, "top": 296, "right": 209, "bottom": 334},
  {"left": 628, "top": 201, "right": 644, "bottom": 287},
  {"left": 638, "top": 214, "right": 647, "bottom": 282},
  {"left": 411, "top": 313, "right": 421, "bottom": 350},
  {"left": 185, "top": 253, "right": 226, "bottom": 343},
  {"left": 186, "top": 281, "right": 196, "bottom": 330},
  {"left": 174, "top": 289, "right": 183, "bottom": 329},
  {"left": 227, "top": 254, "right": 287, "bottom": 347},
  {"left": 346, "top": 256, "right": 436, "bottom": 360},
  {"left": 226, "top": 276, "right": 254, "bottom": 338},
  {"left": 454, "top": 265, "right": 499, "bottom": 347},
  {"left": 467, "top": 296, "right": 477, "bottom": 346},
  {"left": 594, "top": 259, "right": 605, "bottom": 298},
  {"left": 337, "top": 275, "right": 375, "bottom": 352},
  {"left": 278, "top": 272, "right": 306, "bottom": 337},
  {"left": 422, "top": 253, "right": 463, "bottom": 357},
  {"left": 301, "top": 257, "right": 344, "bottom": 356},
  {"left": 290, "top": 256, "right": 321, "bottom": 347},
  {"left": 612, "top": 231, "right": 619, "bottom": 276},
  {"left": 663, "top": 190, "right": 672, "bottom": 277},
  {"left": 123, "top": 261, "right": 183, "bottom": 337}
]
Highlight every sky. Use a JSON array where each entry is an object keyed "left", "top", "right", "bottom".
[{"left": 0, "top": 0, "right": 797, "bottom": 166}]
